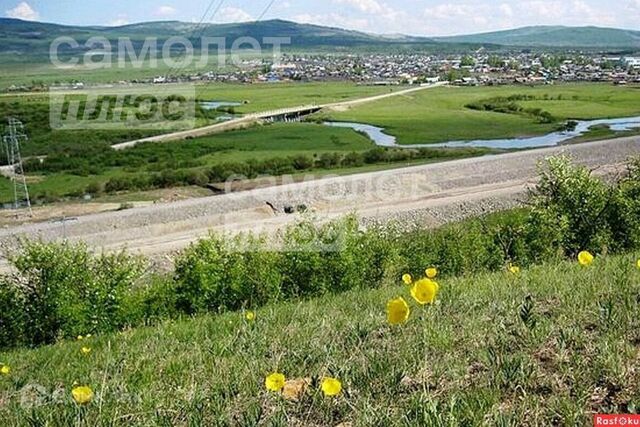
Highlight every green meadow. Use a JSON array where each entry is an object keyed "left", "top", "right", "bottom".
[
  {"left": 0, "top": 252, "right": 638, "bottom": 425},
  {"left": 327, "top": 83, "right": 640, "bottom": 145},
  {"left": 2, "top": 82, "right": 640, "bottom": 204}
]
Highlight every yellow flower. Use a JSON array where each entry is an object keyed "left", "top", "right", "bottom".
[
  {"left": 245, "top": 311, "right": 255, "bottom": 321},
  {"left": 410, "top": 278, "right": 438, "bottom": 305},
  {"left": 636, "top": 259, "right": 640, "bottom": 269},
  {"left": 1, "top": 365, "right": 10, "bottom": 375},
  {"left": 71, "top": 386, "right": 94, "bottom": 405},
  {"left": 578, "top": 251, "right": 594, "bottom": 266},
  {"left": 76, "top": 335, "right": 83, "bottom": 341},
  {"left": 81, "top": 347, "right": 91, "bottom": 355},
  {"left": 402, "top": 274, "right": 412, "bottom": 285},
  {"left": 386, "top": 297, "right": 410, "bottom": 325},
  {"left": 508, "top": 263, "right": 521, "bottom": 275},
  {"left": 425, "top": 267, "right": 438, "bottom": 279},
  {"left": 265, "top": 373, "right": 286, "bottom": 392},
  {"left": 321, "top": 377, "right": 342, "bottom": 397}
]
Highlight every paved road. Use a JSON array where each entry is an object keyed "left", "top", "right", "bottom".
[{"left": 1, "top": 136, "right": 638, "bottom": 272}]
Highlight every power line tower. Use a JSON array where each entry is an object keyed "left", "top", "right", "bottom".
[{"left": 2, "top": 118, "right": 32, "bottom": 217}]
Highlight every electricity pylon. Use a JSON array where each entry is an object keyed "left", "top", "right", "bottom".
[{"left": 2, "top": 118, "right": 32, "bottom": 217}]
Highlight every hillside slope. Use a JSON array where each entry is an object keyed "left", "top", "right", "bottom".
[
  {"left": 436, "top": 25, "right": 640, "bottom": 48},
  {"left": 0, "top": 252, "right": 639, "bottom": 425},
  {"left": 0, "top": 17, "right": 435, "bottom": 55}
]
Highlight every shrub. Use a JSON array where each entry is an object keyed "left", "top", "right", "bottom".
[
  {"left": 174, "top": 234, "right": 282, "bottom": 314},
  {"left": 10, "top": 241, "right": 145, "bottom": 345},
  {"left": 0, "top": 278, "right": 26, "bottom": 349},
  {"left": 529, "top": 156, "right": 613, "bottom": 255}
]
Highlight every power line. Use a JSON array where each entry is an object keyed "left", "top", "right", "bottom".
[
  {"left": 255, "top": 0, "right": 278, "bottom": 22},
  {"left": 2, "top": 118, "right": 32, "bottom": 217},
  {"left": 165, "top": 0, "right": 224, "bottom": 78}
]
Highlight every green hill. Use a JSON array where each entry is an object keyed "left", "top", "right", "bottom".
[
  {"left": 0, "top": 251, "right": 638, "bottom": 425},
  {"left": 0, "top": 17, "right": 437, "bottom": 57},
  {"left": 435, "top": 25, "right": 640, "bottom": 48},
  {"left": 2, "top": 18, "right": 639, "bottom": 55}
]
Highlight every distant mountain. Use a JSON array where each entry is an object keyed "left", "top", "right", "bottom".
[
  {"left": 0, "top": 17, "right": 435, "bottom": 55},
  {"left": 435, "top": 26, "right": 640, "bottom": 48},
  {"left": 1, "top": 18, "right": 639, "bottom": 59}
]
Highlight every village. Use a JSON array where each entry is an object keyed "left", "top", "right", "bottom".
[
  {"left": 5, "top": 51, "right": 640, "bottom": 93},
  {"left": 157, "top": 51, "right": 640, "bottom": 87}
]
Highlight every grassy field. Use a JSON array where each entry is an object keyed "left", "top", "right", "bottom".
[
  {"left": 2, "top": 82, "right": 638, "bottom": 205},
  {"left": 327, "top": 83, "right": 640, "bottom": 145},
  {"left": 0, "top": 252, "right": 638, "bottom": 425},
  {"left": 195, "top": 82, "right": 403, "bottom": 113},
  {"left": 0, "top": 123, "right": 373, "bottom": 203}
]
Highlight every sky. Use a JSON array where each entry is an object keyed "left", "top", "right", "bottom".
[{"left": 2, "top": 0, "right": 640, "bottom": 36}]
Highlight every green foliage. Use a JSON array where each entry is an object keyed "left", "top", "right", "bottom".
[
  {"left": 0, "top": 277, "right": 26, "bottom": 349},
  {"left": 530, "top": 156, "right": 618, "bottom": 255},
  {"left": 7, "top": 241, "right": 145, "bottom": 346},
  {"left": 1, "top": 156, "right": 640, "bottom": 351},
  {"left": 466, "top": 94, "right": 557, "bottom": 123},
  {"left": 174, "top": 234, "right": 282, "bottom": 314}
]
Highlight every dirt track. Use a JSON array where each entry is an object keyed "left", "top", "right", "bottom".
[{"left": 1, "top": 136, "right": 639, "bottom": 270}]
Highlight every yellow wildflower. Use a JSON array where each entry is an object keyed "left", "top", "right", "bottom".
[
  {"left": 410, "top": 278, "right": 438, "bottom": 305},
  {"left": 81, "top": 347, "right": 91, "bottom": 355},
  {"left": 76, "top": 335, "right": 83, "bottom": 341},
  {"left": 0, "top": 365, "right": 10, "bottom": 375},
  {"left": 245, "top": 311, "right": 255, "bottom": 321},
  {"left": 71, "top": 386, "right": 93, "bottom": 405},
  {"left": 321, "top": 377, "right": 342, "bottom": 397},
  {"left": 636, "top": 259, "right": 640, "bottom": 269},
  {"left": 578, "top": 251, "right": 594, "bottom": 266},
  {"left": 265, "top": 373, "right": 286, "bottom": 392},
  {"left": 425, "top": 267, "right": 438, "bottom": 279},
  {"left": 508, "top": 263, "right": 521, "bottom": 275},
  {"left": 386, "top": 297, "right": 410, "bottom": 325},
  {"left": 402, "top": 274, "right": 412, "bottom": 285}
]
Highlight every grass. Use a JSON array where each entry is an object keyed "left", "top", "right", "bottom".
[
  {"left": 3, "top": 82, "right": 639, "bottom": 205},
  {"left": 1, "top": 123, "right": 376, "bottom": 204},
  {"left": 566, "top": 124, "right": 640, "bottom": 144},
  {"left": 1, "top": 252, "right": 639, "bottom": 425},
  {"left": 327, "top": 83, "right": 640, "bottom": 145},
  {"left": 195, "top": 81, "right": 404, "bottom": 113}
]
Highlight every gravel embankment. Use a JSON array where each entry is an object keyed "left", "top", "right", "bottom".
[{"left": 0, "top": 136, "right": 638, "bottom": 270}]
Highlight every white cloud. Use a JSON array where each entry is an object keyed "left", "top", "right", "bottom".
[
  {"left": 520, "top": 0, "right": 615, "bottom": 26},
  {"left": 154, "top": 6, "right": 177, "bottom": 17},
  {"left": 109, "top": 14, "right": 129, "bottom": 26},
  {"left": 500, "top": 3, "right": 514, "bottom": 18},
  {"left": 293, "top": 13, "right": 370, "bottom": 31},
  {"left": 215, "top": 6, "right": 253, "bottom": 23},
  {"left": 424, "top": 3, "right": 475, "bottom": 20},
  {"left": 333, "top": 0, "right": 386, "bottom": 14},
  {"left": 5, "top": 1, "right": 39, "bottom": 21}
]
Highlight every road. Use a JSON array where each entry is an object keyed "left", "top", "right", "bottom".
[
  {"left": 1, "top": 135, "right": 638, "bottom": 272},
  {"left": 111, "top": 82, "right": 448, "bottom": 150}
]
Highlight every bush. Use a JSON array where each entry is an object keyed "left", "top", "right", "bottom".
[
  {"left": 9, "top": 241, "right": 145, "bottom": 346},
  {"left": 4, "top": 155, "right": 640, "bottom": 351},
  {"left": 174, "top": 234, "right": 282, "bottom": 314},
  {"left": 529, "top": 156, "right": 613, "bottom": 255},
  {"left": 0, "top": 278, "right": 26, "bottom": 349}
]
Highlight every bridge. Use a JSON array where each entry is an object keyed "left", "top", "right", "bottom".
[
  {"left": 111, "top": 82, "right": 447, "bottom": 150},
  {"left": 111, "top": 104, "right": 323, "bottom": 150}
]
